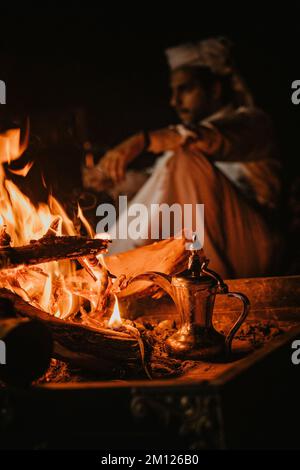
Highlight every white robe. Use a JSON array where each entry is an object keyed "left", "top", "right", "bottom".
[{"left": 106, "top": 106, "right": 282, "bottom": 278}]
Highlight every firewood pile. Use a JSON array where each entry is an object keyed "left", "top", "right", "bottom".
[{"left": 0, "top": 222, "right": 192, "bottom": 383}]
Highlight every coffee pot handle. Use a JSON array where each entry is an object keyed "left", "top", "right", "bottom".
[
  {"left": 220, "top": 291, "right": 250, "bottom": 355},
  {"left": 201, "top": 264, "right": 250, "bottom": 355}
]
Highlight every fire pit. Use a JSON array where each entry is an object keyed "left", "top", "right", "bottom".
[
  {"left": 0, "top": 130, "right": 300, "bottom": 449},
  {"left": 0, "top": 131, "right": 187, "bottom": 380},
  {"left": 1, "top": 274, "right": 300, "bottom": 450}
]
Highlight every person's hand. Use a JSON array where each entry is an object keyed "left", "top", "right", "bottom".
[
  {"left": 148, "top": 127, "right": 184, "bottom": 154},
  {"left": 187, "top": 125, "right": 223, "bottom": 156},
  {"left": 99, "top": 133, "right": 145, "bottom": 184}
]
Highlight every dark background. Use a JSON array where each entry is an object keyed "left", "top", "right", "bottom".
[
  {"left": 0, "top": 17, "right": 293, "bottom": 137},
  {"left": 0, "top": 15, "right": 297, "bottom": 175},
  {"left": 0, "top": 12, "right": 299, "bottom": 272}
]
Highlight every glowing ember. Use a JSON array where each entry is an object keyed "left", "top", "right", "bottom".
[
  {"left": 108, "top": 296, "right": 122, "bottom": 328},
  {"left": 0, "top": 127, "right": 108, "bottom": 319}
]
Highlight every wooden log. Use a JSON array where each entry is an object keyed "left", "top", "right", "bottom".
[
  {"left": 78, "top": 254, "right": 111, "bottom": 315},
  {"left": 0, "top": 288, "right": 145, "bottom": 375},
  {"left": 105, "top": 235, "right": 194, "bottom": 300},
  {"left": 0, "top": 236, "right": 110, "bottom": 270}
]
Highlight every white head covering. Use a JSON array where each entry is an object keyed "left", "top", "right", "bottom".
[{"left": 165, "top": 37, "right": 254, "bottom": 107}]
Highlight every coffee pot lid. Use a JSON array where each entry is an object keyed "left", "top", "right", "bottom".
[
  {"left": 172, "top": 233, "right": 217, "bottom": 287},
  {"left": 173, "top": 251, "right": 218, "bottom": 287}
]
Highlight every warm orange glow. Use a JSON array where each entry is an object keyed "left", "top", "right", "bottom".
[
  {"left": 0, "top": 121, "right": 29, "bottom": 165},
  {"left": 0, "top": 127, "right": 106, "bottom": 319},
  {"left": 108, "top": 296, "right": 122, "bottom": 328},
  {"left": 95, "top": 235, "right": 111, "bottom": 271},
  {"left": 77, "top": 204, "right": 94, "bottom": 238},
  {"left": 8, "top": 161, "right": 34, "bottom": 177},
  {"left": 85, "top": 153, "right": 94, "bottom": 168},
  {"left": 0, "top": 129, "right": 23, "bottom": 164}
]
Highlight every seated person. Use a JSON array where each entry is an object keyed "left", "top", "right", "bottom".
[{"left": 83, "top": 37, "right": 282, "bottom": 279}]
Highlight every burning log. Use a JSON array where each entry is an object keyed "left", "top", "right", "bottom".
[
  {"left": 78, "top": 254, "right": 111, "bottom": 315},
  {"left": 0, "top": 225, "right": 191, "bottom": 377},
  {"left": 43, "top": 216, "right": 61, "bottom": 237},
  {"left": 0, "top": 289, "right": 147, "bottom": 376},
  {"left": 0, "top": 236, "right": 110, "bottom": 271}
]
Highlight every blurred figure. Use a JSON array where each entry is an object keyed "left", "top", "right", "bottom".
[{"left": 83, "top": 37, "right": 282, "bottom": 278}]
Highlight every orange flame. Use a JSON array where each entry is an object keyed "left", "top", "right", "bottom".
[
  {"left": 77, "top": 203, "right": 95, "bottom": 238},
  {"left": 0, "top": 127, "right": 105, "bottom": 319},
  {"left": 0, "top": 119, "right": 29, "bottom": 165},
  {"left": 8, "top": 161, "right": 34, "bottom": 177},
  {"left": 108, "top": 296, "right": 122, "bottom": 328}
]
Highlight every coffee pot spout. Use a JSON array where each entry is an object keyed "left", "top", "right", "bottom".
[{"left": 119, "top": 271, "right": 177, "bottom": 304}]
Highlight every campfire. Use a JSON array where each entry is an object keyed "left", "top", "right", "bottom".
[
  {"left": 1, "top": 128, "right": 276, "bottom": 387},
  {"left": 0, "top": 128, "right": 193, "bottom": 383},
  {"left": 0, "top": 128, "right": 111, "bottom": 320}
]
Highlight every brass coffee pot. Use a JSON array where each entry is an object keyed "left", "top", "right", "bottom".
[{"left": 120, "top": 243, "right": 250, "bottom": 359}]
